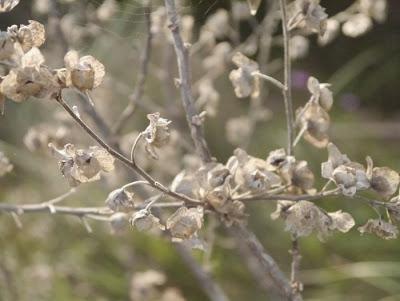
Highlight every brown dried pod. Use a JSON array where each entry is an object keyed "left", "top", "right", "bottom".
[{"left": 358, "top": 219, "right": 398, "bottom": 240}]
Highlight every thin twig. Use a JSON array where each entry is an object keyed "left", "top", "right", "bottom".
[
  {"left": 55, "top": 93, "right": 202, "bottom": 206},
  {"left": 290, "top": 235, "right": 303, "bottom": 299},
  {"left": 279, "top": 0, "right": 295, "bottom": 156},
  {"left": 252, "top": 71, "right": 287, "bottom": 91},
  {"left": 112, "top": 1, "right": 153, "bottom": 135},
  {"left": 164, "top": 0, "right": 212, "bottom": 163},
  {"left": 229, "top": 223, "right": 297, "bottom": 300}
]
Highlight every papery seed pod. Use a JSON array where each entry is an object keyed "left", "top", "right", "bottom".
[
  {"left": 328, "top": 210, "right": 355, "bottom": 233},
  {"left": 14, "top": 20, "right": 46, "bottom": 52},
  {"left": 130, "top": 209, "right": 165, "bottom": 232},
  {"left": 296, "top": 101, "right": 330, "bottom": 148},
  {"left": 370, "top": 167, "right": 400, "bottom": 199},
  {"left": 52, "top": 144, "right": 114, "bottom": 187},
  {"left": 229, "top": 52, "right": 260, "bottom": 99},
  {"left": 105, "top": 188, "right": 134, "bottom": 212},
  {"left": 64, "top": 50, "right": 105, "bottom": 91},
  {"left": 358, "top": 219, "right": 398, "bottom": 240},
  {"left": 144, "top": 112, "right": 171, "bottom": 159},
  {"left": 0, "top": 48, "right": 60, "bottom": 102},
  {"left": 166, "top": 207, "right": 204, "bottom": 240}
]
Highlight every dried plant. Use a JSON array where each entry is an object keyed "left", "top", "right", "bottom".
[{"left": 0, "top": 0, "right": 396, "bottom": 300}]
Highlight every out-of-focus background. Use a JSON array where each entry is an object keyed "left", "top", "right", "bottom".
[{"left": 1, "top": 0, "right": 400, "bottom": 300}]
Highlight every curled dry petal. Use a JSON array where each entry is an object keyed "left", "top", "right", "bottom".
[
  {"left": 105, "top": 188, "right": 134, "bottom": 212},
  {"left": 358, "top": 219, "right": 398, "bottom": 240},
  {"left": 166, "top": 207, "right": 204, "bottom": 240}
]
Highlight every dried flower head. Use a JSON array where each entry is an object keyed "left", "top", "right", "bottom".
[
  {"left": 229, "top": 52, "right": 260, "bottom": 98},
  {"left": 1, "top": 48, "right": 59, "bottom": 102},
  {"left": 227, "top": 148, "right": 281, "bottom": 193},
  {"left": 143, "top": 112, "right": 171, "bottom": 159},
  {"left": 321, "top": 143, "right": 370, "bottom": 196},
  {"left": 289, "top": 0, "right": 328, "bottom": 35},
  {"left": 62, "top": 50, "right": 105, "bottom": 91},
  {"left": 0, "top": 151, "right": 13, "bottom": 176},
  {"left": 296, "top": 101, "right": 330, "bottom": 148},
  {"left": 0, "top": 0, "right": 20, "bottom": 12},
  {"left": 130, "top": 209, "right": 165, "bottom": 232},
  {"left": 358, "top": 219, "right": 398, "bottom": 240},
  {"left": 51, "top": 143, "right": 114, "bottom": 187},
  {"left": 105, "top": 188, "right": 134, "bottom": 212},
  {"left": 166, "top": 206, "right": 204, "bottom": 241},
  {"left": 7, "top": 20, "right": 45, "bottom": 52}
]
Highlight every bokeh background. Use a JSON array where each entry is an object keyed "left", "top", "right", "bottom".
[{"left": 1, "top": 0, "right": 400, "bottom": 300}]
